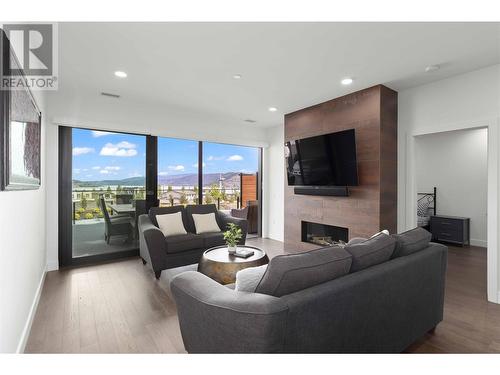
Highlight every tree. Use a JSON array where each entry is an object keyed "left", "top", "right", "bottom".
[
  {"left": 179, "top": 193, "right": 188, "bottom": 205},
  {"left": 81, "top": 195, "right": 88, "bottom": 210},
  {"left": 181, "top": 185, "right": 185, "bottom": 191},
  {"left": 208, "top": 183, "right": 222, "bottom": 202},
  {"left": 204, "top": 194, "right": 213, "bottom": 204},
  {"left": 168, "top": 194, "right": 174, "bottom": 206},
  {"left": 167, "top": 185, "right": 173, "bottom": 192}
]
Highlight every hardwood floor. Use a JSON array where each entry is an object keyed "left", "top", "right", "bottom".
[{"left": 25, "top": 240, "right": 500, "bottom": 353}]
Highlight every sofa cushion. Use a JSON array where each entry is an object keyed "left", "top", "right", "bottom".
[
  {"left": 165, "top": 233, "right": 204, "bottom": 254},
  {"left": 185, "top": 204, "right": 220, "bottom": 232},
  {"left": 392, "top": 227, "right": 432, "bottom": 258},
  {"left": 345, "top": 233, "right": 396, "bottom": 272},
  {"left": 149, "top": 206, "right": 186, "bottom": 228},
  {"left": 235, "top": 264, "right": 268, "bottom": 293},
  {"left": 156, "top": 211, "right": 187, "bottom": 237},
  {"left": 199, "top": 231, "right": 225, "bottom": 248},
  {"left": 192, "top": 213, "right": 222, "bottom": 234},
  {"left": 255, "top": 247, "right": 352, "bottom": 297},
  {"left": 347, "top": 237, "right": 367, "bottom": 245}
]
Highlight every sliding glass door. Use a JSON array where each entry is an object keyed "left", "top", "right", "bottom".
[
  {"left": 202, "top": 142, "right": 260, "bottom": 236},
  {"left": 59, "top": 127, "right": 149, "bottom": 267},
  {"left": 157, "top": 137, "right": 200, "bottom": 206},
  {"left": 60, "top": 129, "right": 263, "bottom": 267}
]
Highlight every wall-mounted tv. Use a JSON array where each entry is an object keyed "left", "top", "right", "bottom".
[{"left": 285, "top": 129, "right": 358, "bottom": 187}]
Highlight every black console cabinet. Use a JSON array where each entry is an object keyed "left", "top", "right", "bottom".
[{"left": 430, "top": 215, "right": 470, "bottom": 246}]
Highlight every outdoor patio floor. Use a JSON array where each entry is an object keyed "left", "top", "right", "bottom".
[{"left": 72, "top": 220, "right": 138, "bottom": 258}]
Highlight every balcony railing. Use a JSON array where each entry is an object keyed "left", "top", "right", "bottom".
[{"left": 72, "top": 174, "right": 257, "bottom": 222}]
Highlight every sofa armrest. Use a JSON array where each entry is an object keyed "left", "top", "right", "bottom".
[
  {"left": 218, "top": 211, "right": 248, "bottom": 244},
  {"left": 138, "top": 214, "right": 166, "bottom": 278},
  {"left": 171, "top": 271, "right": 288, "bottom": 353}
]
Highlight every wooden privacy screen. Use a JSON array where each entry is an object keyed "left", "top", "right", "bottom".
[
  {"left": 240, "top": 173, "right": 257, "bottom": 207},
  {"left": 284, "top": 85, "right": 398, "bottom": 252}
]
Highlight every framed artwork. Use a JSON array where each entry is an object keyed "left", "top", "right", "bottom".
[{"left": 0, "top": 29, "right": 42, "bottom": 191}]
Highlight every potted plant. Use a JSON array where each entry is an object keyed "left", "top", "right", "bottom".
[{"left": 223, "top": 223, "right": 242, "bottom": 255}]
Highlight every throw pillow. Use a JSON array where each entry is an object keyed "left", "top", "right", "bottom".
[
  {"left": 156, "top": 211, "right": 187, "bottom": 237},
  {"left": 391, "top": 227, "right": 432, "bottom": 258},
  {"left": 235, "top": 264, "right": 268, "bottom": 293},
  {"left": 192, "top": 213, "right": 221, "bottom": 234},
  {"left": 345, "top": 233, "right": 396, "bottom": 272},
  {"left": 370, "top": 229, "right": 389, "bottom": 238}
]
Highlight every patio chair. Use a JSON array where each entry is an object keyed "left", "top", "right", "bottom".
[
  {"left": 100, "top": 197, "right": 133, "bottom": 244},
  {"left": 131, "top": 200, "right": 147, "bottom": 239},
  {"left": 230, "top": 206, "right": 249, "bottom": 220},
  {"left": 116, "top": 194, "right": 133, "bottom": 204}
]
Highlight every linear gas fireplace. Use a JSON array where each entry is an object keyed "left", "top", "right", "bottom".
[{"left": 301, "top": 221, "right": 349, "bottom": 247}]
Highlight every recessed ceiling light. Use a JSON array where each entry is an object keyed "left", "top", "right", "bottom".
[
  {"left": 341, "top": 77, "right": 353, "bottom": 85},
  {"left": 268, "top": 107, "right": 278, "bottom": 112},
  {"left": 233, "top": 74, "right": 242, "bottom": 79},
  {"left": 114, "top": 71, "right": 127, "bottom": 78},
  {"left": 425, "top": 65, "right": 440, "bottom": 73}
]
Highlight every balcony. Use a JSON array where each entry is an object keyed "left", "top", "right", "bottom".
[{"left": 72, "top": 174, "right": 258, "bottom": 257}]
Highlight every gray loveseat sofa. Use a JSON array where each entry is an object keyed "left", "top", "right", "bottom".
[
  {"left": 171, "top": 229, "right": 447, "bottom": 353},
  {"left": 138, "top": 204, "right": 247, "bottom": 279}
]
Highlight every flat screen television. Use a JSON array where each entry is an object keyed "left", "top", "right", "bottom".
[{"left": 285, "top": 129, "right": 358, "bottom": 187}]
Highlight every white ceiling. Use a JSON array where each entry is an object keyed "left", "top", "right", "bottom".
[{"left": 55, "top": 22, "right": 500, "bottom": 127}]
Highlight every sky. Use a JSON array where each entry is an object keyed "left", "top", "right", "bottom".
[{"left": 72, "top": 129, "right": 258, "bottom": 181}]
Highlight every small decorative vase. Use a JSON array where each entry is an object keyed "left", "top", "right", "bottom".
[{"left": 228, "top": 245, "right": 237, "bottom": 255}]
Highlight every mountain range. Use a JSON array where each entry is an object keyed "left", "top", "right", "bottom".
[{"left": 73, "top": 172, "right": 244, "bottom": 188}]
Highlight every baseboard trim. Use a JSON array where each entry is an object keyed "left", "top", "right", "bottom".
[
  {"left": 16, "top": 266, "right": 47, "bottom": 353},
  {"left": 470, "top": 239, "right": 487, "bottom": 248},
  {"left": 46, "top": 260, "right": 59, "bottom": 271}
]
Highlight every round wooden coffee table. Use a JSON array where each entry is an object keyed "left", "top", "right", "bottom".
[{"left": 198, "top": 245, "right": 269, "bottom": 285}]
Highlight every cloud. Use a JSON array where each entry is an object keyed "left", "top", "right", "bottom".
[
  {"left": 99, "top": 170, "right": 110, "bottom": 174},
  {"left": 92, "top": 166, "right": 101, "bottom": 170},
  {"left": 192, "top": 162, "right": 206, "bottom": 168},
  {"left": 158, "top": 171, "right": 169, "bottom": 176},
  {"left": 85, "top": 174, "right": 93, "bottom": 178},
  {"left": 115, "top": 141, "right": 136, "bottom": 149},
  {"left": 207, "top": 155, "right": 224, "bottom": 161},
  {"left": 104, "top": 166, "right": 121, "bottom": 171},
  {"left": 168, "top": 165, "right": 185, "bottom": 171},
  {"left": 100, "top": 142, "right": 138, "bottom": 157},
  {"left": 91, "top": 130, "right": 114, "bottom": 137},
  {"left": 73, "top": 169, "right": 81, "bottom": 174},
  {"left": 227, "top": 154, "right": 243, "bottom": 161},
  {"left": 72, "top": 147, "right": 94, "bottom": 156}
]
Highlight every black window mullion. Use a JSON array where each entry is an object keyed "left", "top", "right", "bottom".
[{"left": 198, "top": 141, "right": 203, "bottom": 204}]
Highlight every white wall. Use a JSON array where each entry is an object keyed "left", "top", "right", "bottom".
[
  {"left": 0, "top": 91, "right": 47, "bottom": 353},
  {"left": 398, "top": 64, "right": 500, "bottom": 302},
  {"left": 262, "top": 125, "right": 284, "bottom": 242},
  {"left": 415, "top": 128, "right": 488, "bottom": 247},
  {"left": 44, "top": 90, "right": 273, "bottom": 269}
]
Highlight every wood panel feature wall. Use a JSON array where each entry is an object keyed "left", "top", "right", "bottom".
[
  {"left": 240, "top": 173, "right": 257, "bottom": 207},
  {"left": 284, "top": 85, "right": 397, "bottom": 252}
]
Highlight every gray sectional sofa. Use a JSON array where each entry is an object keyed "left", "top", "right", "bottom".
[
  {"left": 171, "top": 228, "right": 448, "bottom": 353},
  {"left": 138, "top": 204, "right": 248, "bottom": 279}
]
